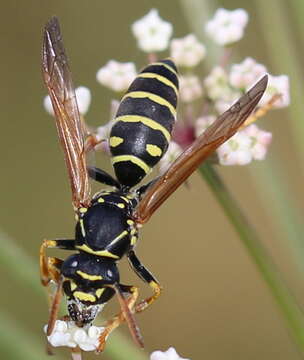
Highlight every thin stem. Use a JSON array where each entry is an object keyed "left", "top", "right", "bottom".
[{"left": 199, "top": 163, "right": 304, "bottom": 351}]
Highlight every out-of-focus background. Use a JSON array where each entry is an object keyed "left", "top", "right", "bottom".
[{"left": 1, "top": 1, "right": 304, "bottom": 359}]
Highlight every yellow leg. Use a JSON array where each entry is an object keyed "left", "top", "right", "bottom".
[
  {"left": 97, "top": 286, "right": 140, "bottom": 353},
  {"left": 135, "top": 280, "right": 162, "bottom": 313}
]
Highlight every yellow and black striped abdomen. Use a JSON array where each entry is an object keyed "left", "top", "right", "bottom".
[{"left": 110, "top": 59, "right": 179, "bottom": 187}]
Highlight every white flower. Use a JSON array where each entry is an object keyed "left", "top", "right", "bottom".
[
  {"left": 96, "top": 60, "right": 137, "bottom": 93},
  {"left": 44, "top": 86, "right": 91, "bottom": 116},
  {"left": 195, "top": 115, "right": 216, "bottom": 138},
  {"left": 259, "top": 74, "right": 290, "bottom": 108},
  {"left": 179, "top": 75, "right": 203, "bottom": 103},
  {"left": 132, "top": 9, "right": 173, "bottom": 52},
  {"left": 150, "top": 347, "right": 190, "bottom": 360},
  {"left": 44, "top": 320, "right": 104, "bottom": 352},
  {"left": 170, "top": 34, "right": 206, "bottom": 67},
  {"left": 217, "top": 131, "right": 252, "bottom": 165},
  {"left": 243, "top": 124, "right": 272, "bottom": 160},
  {"left": 159, "top": 141, "right": 182, "bottom": 174},
  {"left": 205, "top": 8, "right": 248, "bottom": 46},
  {"left": 214, "top": 90, "right": 242, "bottom": 113},
  {"left": 204, "top": 66, "right": 231, "bottom": 100},
  {"left": 229, "top": 57, "right": 267, "bottom": 89}
]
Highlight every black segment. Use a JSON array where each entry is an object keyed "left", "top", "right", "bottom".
[
  {"left": 88, "top": 166, "right": 121, "bottom": 188},
  {"left": 128, "top": 77, "right": 177, "bottom": 108},
  {"left": 111, "top": 121, "right": 168, "bottom": 166},
  {"left": 115, "top": 97, "right": 175, "bottom": 132}
]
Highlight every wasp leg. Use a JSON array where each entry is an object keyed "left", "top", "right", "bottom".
[
  {"left": 127, "top": 250, "right": 162, "bottom": 313},
  {"left": 40, "top": 239, "right": 75, "bottom": 286},
  {"left": 97, "top": 285, "right": 140, "bottom": 353},
  {"left": 87, "top": 166, "right": 121, "bottom": 188}
]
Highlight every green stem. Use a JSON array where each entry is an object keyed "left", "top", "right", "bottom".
[
  {"left": 0, "top": 230, "right": 147, "bottom": 360},
  {"left": 199, "top": 163, "right": 304, "bottom": 351},
  {"left": 0, "top": 312, "right": 65, "bottom": 360},
  {"left": 254, "top": 0, "right": 304, "bottom": 170}
]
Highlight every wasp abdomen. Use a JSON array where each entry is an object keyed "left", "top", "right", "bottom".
[{"left": 110, "top": 59, "right": 179, "bottom": 187}]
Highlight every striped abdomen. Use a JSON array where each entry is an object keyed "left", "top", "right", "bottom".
[{"left": 110, "top": 59, "right": 179, "bottom": 188}]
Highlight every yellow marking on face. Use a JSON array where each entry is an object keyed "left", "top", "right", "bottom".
[
  {"left": 131, "top": 236, "right": 137, "bottom": 245},
  {"left": 115, "top": 115, "right": 171, "bottom": 142},
  {"left": 117, "top": 203, "right": 125, "bottom": 209},
  {"left": 79, "top": 207, "right": 88, "bottom": 213},
  {"left": 96, "top": 288, "right": 105, "bottom": 298},
  {"left": 110, "top": 136, "right": 124, "bottom": 147},
  {"left": 74, "top": 291, "right": 96, "bottom": 303},
  {"left": 112, "top": 155, "right": 150, "bottom": 174},
  {"left": 152, "top": 61, "right": 178, "bottom": 77},
  {"left": 138, "top": 72, "right": 178, "bottom": 96},
  {"left": 131, "top": 228, "right": 136, "bottom": 235},
  {"left": 70, "top": 281, "right": 77, "bottom": 291},
  {"left": 146, "top": 144, "right": 162, "bottom": 157},
  {"left": 76, "top": 270, "right": 103, "bottom": 281},
  {"left": 76, "top": 244, "right": 119, "bottom": 259},
  {"left": 127, "top": 219, "right": 134, "bottom": 225},
  {"left": 98, "top": 197, "right": 105, "bottom": 203},
  {"left": 79, "top": 219, "right": 86, "bottom": 237},
  {"left": 122, "top": 92, "right": 176, "bottom": 117},
  {"left": 108, "top": 230, "right": 128, "bottom": 247},
  {"left": 120, "top": 196, "right": 129, "bottom": 202}
]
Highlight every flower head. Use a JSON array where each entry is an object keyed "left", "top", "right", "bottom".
[
  {"left": 96, "top": 60, "right": 137, "bottom": 93},
  {"left": 179, "top": 75, "right": 203, "bottom": 103},
  {"left": 132, "top": 9, "right": 173, "bottom": 52},
  {"left": 229, "top": 57, "right": 267, "bottom": 90},
  {"left": 217, "top": 131, "right": 252, "bottom": 165},
  {"left": 259, "top": 74, "right": 290, "bottom": 108},
  {"left": 170, "top": 34, "right": 206, "bottom": 67},
  {"left": 205, "top": 8, "right": 248, "bottom": 46},
  {"left": 204, "top": 66, "right": 230, "bottom": 100},
  {"left": 243, "top": 124, "right": 272, "bottom": 160},
  {"left": 214, "top": 89, "right": 242, "bottom": 113},
  {"left": 150, "top": 347, "right": 190, "bottom": 360},
  {"left": 44, "top": 320, "right": 104, "bottom": 352},
  {"left": 44, "top": 86, "right": 91, "bottom": 116}
]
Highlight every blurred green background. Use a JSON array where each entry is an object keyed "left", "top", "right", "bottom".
[{"left": 1, "top": 0, "right": 304, "bottom": 359}]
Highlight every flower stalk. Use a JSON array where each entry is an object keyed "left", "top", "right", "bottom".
[{"left": 199, "top": 162, "right": 304, "bottom": 352}]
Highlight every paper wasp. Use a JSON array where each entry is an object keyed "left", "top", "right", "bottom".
[{"left": 40, "top": 16, "right": 267, "bottom": 356}]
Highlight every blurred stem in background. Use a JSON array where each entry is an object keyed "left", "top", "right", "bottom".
[
  {"left": 255, "top": 0, "right": 304, "bottom": 169},
  {"left": 0, "top": 230, "right": 147, "bottom": 360},
  {"left": 199, "top": 163, "right": 304, "bottom": 353},
  {"left": 179, "top": 0, "right": 304, "bottom": 275}
]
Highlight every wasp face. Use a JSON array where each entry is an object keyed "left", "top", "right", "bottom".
[{"left": 67, "top": 298, "right": 102, "bottom": 327}]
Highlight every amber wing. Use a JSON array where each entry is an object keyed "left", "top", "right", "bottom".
[
  {"left": 42, "top": 17, "right": 90, "bottom": 209},
  {"left": 134, "top": 75, "right": 268, "bottom": 224}
]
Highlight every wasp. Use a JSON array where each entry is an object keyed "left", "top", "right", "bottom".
[{"left": 40, "top": 16, "right": 267, "bottom": 355}]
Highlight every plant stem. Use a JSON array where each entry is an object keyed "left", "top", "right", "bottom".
[{"left": 199, "top": 163, "right": 304, "bottom": 351}]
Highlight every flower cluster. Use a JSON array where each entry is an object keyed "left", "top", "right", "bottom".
[
  {"left": 43, "top": 7, "right": 290, "bottom": 170},
  {"left": 150, "top": 347, "right": 190, "bottom": 360},
  {"left": 44, "top": 320, "right": 104, "bottom": 352}
]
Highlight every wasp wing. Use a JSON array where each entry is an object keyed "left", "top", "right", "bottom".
[
  {"left": 42, "top": 17, "right": 90, "bottom": 209},
  {"left": 133, "top": 75, "right": 268, "bottom": 224}
]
